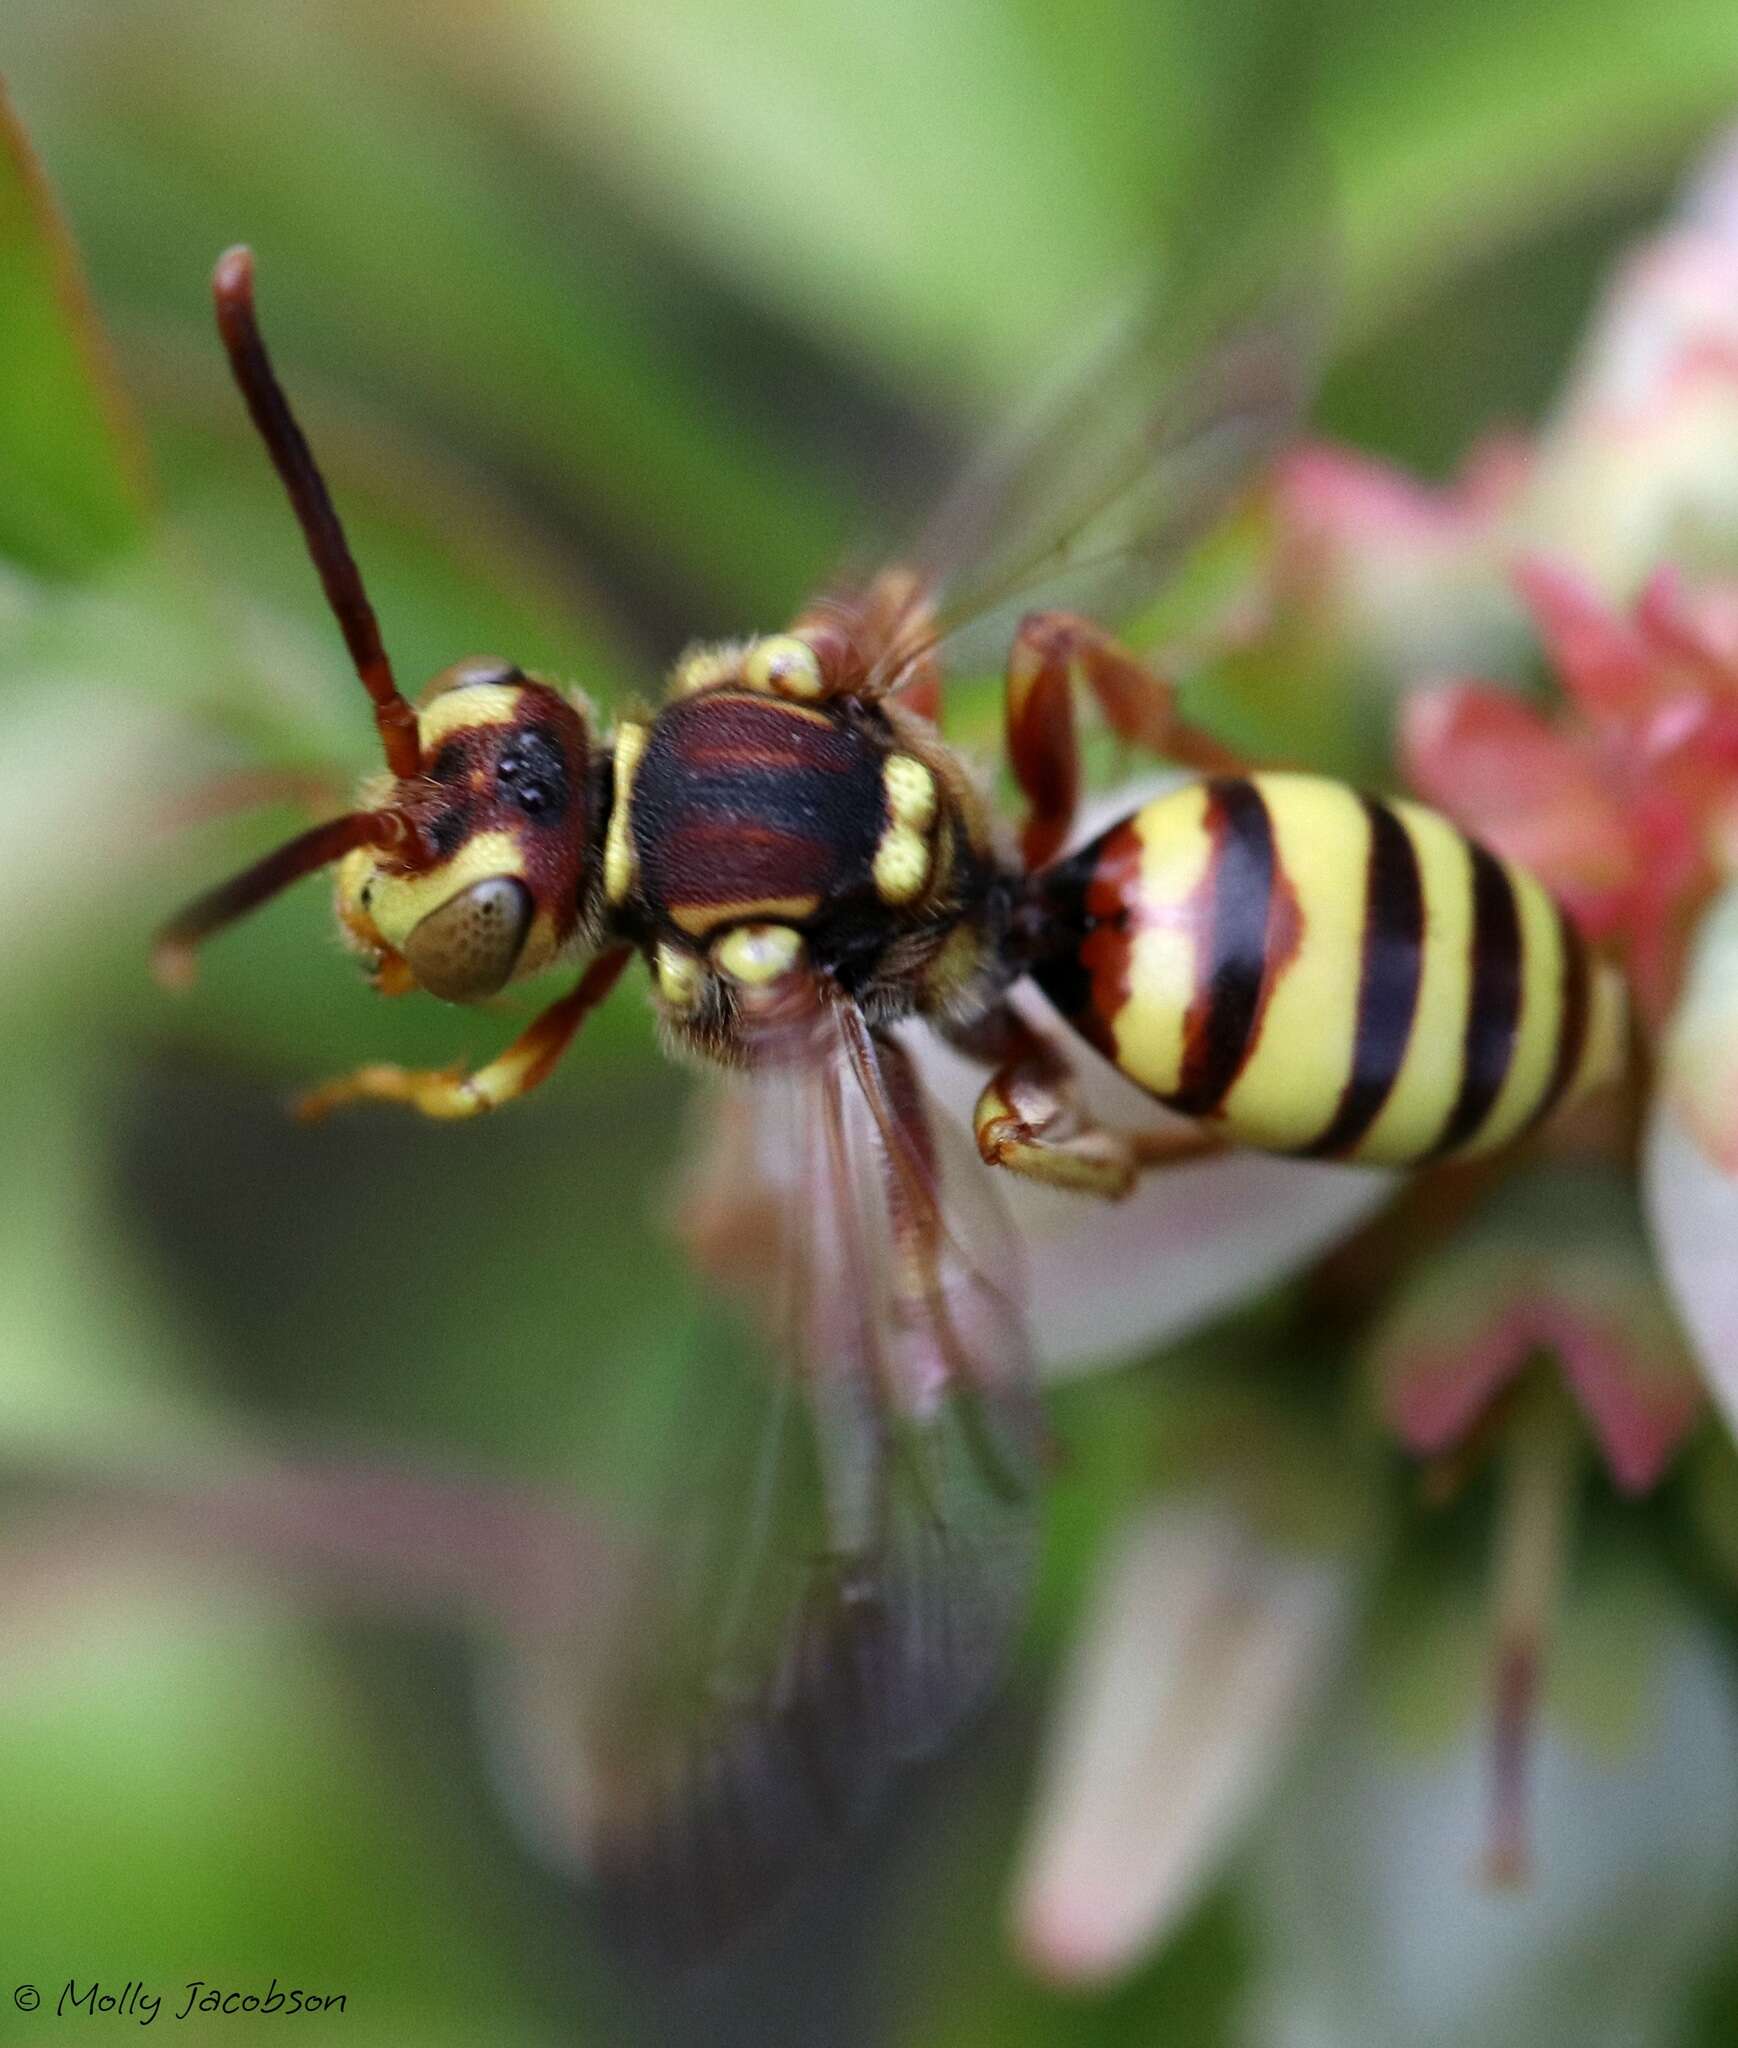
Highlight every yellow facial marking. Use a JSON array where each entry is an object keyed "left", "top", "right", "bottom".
[
  {"left": 882, "top": 753, "right": 937, "bottom": 832},
  {"left": 654, "top": 942, "right": 706, "bottom": 1012},
  {"left": 671, "top": 640, "right": 750, "bottom": 697},
  {"left": 873, "top": 825, "right": 931, "bottom": 905},
  {"left": 711, "top": 923, "right": 806, "bottom": 986},
  {"left": 742, "top": 634, "right": 824, "bottom": 701},
  {"left": 335, "top": 843, "right": 384, "bottom": 943},
  {"left": 416, "top": 683, "right": 526, "bottom": 751},
  {"left": 605, "top": 722, "right": 648, "bottom": 905},
  {"left": 362, "top": 831, "right": 520, "bottom": 951},
  {"left": 353, "top": 828, "right": 558, "bottom": 990}
]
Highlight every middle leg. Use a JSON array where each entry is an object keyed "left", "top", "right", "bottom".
[
  {"left": 1005, "top": 609, "right": 1247, "bottom": 869},
  {"left": 955, "top": 1007, "right": 1221, "bottom": 1200}
]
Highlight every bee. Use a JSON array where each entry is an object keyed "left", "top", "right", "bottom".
[{"left": 156, "top": 219, "right": 1626, "bottom": 1952}]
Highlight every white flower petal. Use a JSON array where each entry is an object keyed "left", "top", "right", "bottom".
[
  {"left": 1644, "top": 1092, "right": 1738, "bottom": 1436},
  {"left": 917, "top": 1018, "right": 1394, "bottom": 1377},
  {"left": 1011, "top": 1498, "right": 1354, "bottom": 1985},
  {"left": 1657, "top": 880, "right": 1738, "bottom": 1172},
  {"left": 1244, "top": 1590, "right": 1738, "bottom": 2048},
  {"left": 1022, "top": 1144, "right": 1392, "bottom": 1376},
  {"left": 1528, "top": 124, "right": 1738, "bottom": 590}
]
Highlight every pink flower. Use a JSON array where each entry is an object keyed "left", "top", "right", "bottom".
[
  {"left": 1013, "top": 121, "right": 1738, "bottom": 2017},
  {"left": 1404, "top": 562, "right": 1738, "bottom": 1029}
]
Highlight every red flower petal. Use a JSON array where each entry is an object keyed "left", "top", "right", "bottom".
[
  {"left": 1372, "top": 1170, "right": 1703, "bottom": 1494},
  {"left": 1539, "top": 1304, "right": 1704, "bottom": 1495},
  {"left": 1515, "top": 556, "right": 1660, "bottom": 720},
  {"left": 1380, "top": 1309, "right": 1532, "bottom": 1462},
  {"left": 1400, "top": 683, "right": 1635, "bottom": 920}
]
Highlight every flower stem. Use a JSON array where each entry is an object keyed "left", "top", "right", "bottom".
[{"left": 1484, "top": 1384, "right": 1581, "bottom": 1888}]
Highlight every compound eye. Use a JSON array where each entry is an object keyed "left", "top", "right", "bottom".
[
  {"left": 403, "top": 877, "right": 534, "bottom": 1002},
  {"left": 422, "top": 655, "right": 525, "bottom": 702}
]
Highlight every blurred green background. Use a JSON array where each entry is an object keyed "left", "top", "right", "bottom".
[{"left": 5, "top": 0, "right": 1738, "bottom": 2042}]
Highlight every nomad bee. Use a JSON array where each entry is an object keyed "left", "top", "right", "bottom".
[{"left": 158, "top": 241, "right": 1625, "bottom": 1952}]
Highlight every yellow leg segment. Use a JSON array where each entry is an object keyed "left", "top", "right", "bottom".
[
  {"left": 972, "top": 1054, "right": 1220, "bottom": 1200},
  {"left": 294, "top": 948, "right": 630, "bottom": 1123}
]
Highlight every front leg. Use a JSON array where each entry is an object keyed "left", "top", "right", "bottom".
[
  {"left": 1005, "top": 610, "right": 1247, "bottom": 869},
  {"left": 295, "top": 947, "right": 630, "bottom": 1122},
  {"left": 964, "top": 1010, "right": 1220, "bottom": 1199}
]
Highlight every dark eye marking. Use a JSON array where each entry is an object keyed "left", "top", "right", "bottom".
[
  {"left": 496, "top": 728, "right": 570, "bottom": 822},
  {"left": 430, "top": 740, "right": 470, "bottom": 783}
]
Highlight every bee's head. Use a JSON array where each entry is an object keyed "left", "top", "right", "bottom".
[
  {"left": 152, "top": 253, "right": 608, "bottom": 998},
  {"left": 335, "top": 659, "right": 599, "bottom": 1003}
]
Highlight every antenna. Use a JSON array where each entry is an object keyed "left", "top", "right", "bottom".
[
  {"left": 212, "top": 245, "right": 422, "bottom": 780},
  {"left": 152, "top": 805, "right": 417, "bottom": 990}
]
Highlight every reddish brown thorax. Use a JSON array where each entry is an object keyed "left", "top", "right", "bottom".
[{"left": 626, "top": 690, "right": 895, "bottom": 943}]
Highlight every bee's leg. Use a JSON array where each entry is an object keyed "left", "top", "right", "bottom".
[
  {"left": 957, "top": 1009, "right": 1220, "bottom": 1199},
  {"left": 294, "top": 947, "right": 631, "bottom": 1122},
  {"left": 1006, "top": 609, "right": 1247, "bottom": 869},
  {"left": 972, "top": 1061, "right": 1219, "bottom": 1197}
]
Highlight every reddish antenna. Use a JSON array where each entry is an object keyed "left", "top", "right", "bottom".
[
  {"left": 151, "top": 805, "right": 416, "bottom": 991},
  {"left": 212, "top": 245, "right": 422, "bottom": 780}
]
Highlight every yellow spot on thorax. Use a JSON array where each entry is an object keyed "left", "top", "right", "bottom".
[
  {"left": 669, "top": 893, "right": 821, "bottom": 938},
  {"left": 654, "top": 942, "right": 705, "bottom": 1011},
  {"left": 872, "top": 753, "right": 938, "bottom": 905},
  {"left": 742, "top": 634, "right": 825, "bottom": 700},
  {"left": 883, "top": 753, "right": 937, "bottom": 831},
  {"left": 924, "top": 921, "right": 990, "bottom": 1007},
  {"left": 873, "top": 828, "right": 930, "bottom": 904},
  {"left": 670, "top": 640, "right": 750, "bottom": 697},
  {"left": 712, "top": 922, "right": 805, "bottom": 985}
]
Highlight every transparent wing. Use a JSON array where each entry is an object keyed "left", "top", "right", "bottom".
[
  {"left": 912, "top": 252, "right": 1325, "bottom": 683},
  {"left": 579, "top": 989, "right": 1044, "bottom": 1959},
  {"left": 841, "top": 32, "right": 1332, "bottom": 692}
]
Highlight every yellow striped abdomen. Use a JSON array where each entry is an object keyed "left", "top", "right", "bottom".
[{"left": 1032, "top": 772, "right": 1625, "bottom": 1167}]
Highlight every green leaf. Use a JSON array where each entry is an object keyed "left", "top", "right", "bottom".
[
  {"left": 4, "top": 5, "right": 854, "bottom": 618},
  {"left": 0, "top": 1567, "right": 601, "bottom": 2044},
  {"left": 1328, "top": 0, "right": 1738, "bottom": 335},
  {"left": 0, "top": 81, "right": 152, "bottom": 577},
  {"left": 422, "top": 0, "right": 1320, "bottom": 411}
]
